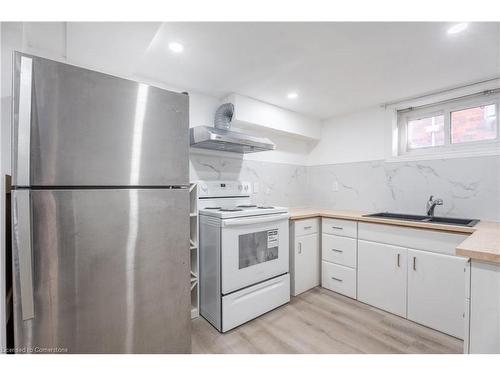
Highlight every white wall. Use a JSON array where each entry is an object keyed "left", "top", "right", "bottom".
[
  {"left": 225, "top": 94, "right": 321, "bottom": 140},
  {"left": 307, "top": 106, "right": 388, "bottom": 166}
]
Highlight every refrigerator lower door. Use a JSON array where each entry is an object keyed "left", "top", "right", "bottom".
[{"left": 12, "top": 188, "right": 190, "bottom": 353}]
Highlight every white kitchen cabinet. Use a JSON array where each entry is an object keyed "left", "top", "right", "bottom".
[
  {"left": 463, "top": 261, "right": 471, "bottom": 353},
  {"left": 321, "top": 219, "right": 358, "bottom": 298},
  {"left": 322, "top": 233, "right": 357, "bottom": 268},
  {"left": 469, "top": 261, "right": 500, "bottom": 353},
  {"left": 357, "top": 240, "right": 407, "bottom": 317},
  {"left": 294, "top": 217, "right": 319, "bottom": 237},
  {"left": 464, "top": 298, "right": 470, "bottom": 354},
  {"left": 322, "top": 218, "right": 357, "bottom": 238},
  {"left": 293, "top": 233, "right": 320, "bottom": 295},
  {"left": 290, "top": 219, "right": 320, "bottom": 296},
  {"left": 322, "top": 261, "right": 357, "bottom": 299},
  {"left": 407, "top": 248, "right": 469, "bottom": 339}
]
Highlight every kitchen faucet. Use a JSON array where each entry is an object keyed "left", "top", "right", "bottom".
[{"left": 426, "top": 195, "right": 443, "bottom": 216}]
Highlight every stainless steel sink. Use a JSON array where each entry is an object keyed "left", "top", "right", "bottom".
[{"left": 363, "top": 212, "right": 479, "bottom": 227}]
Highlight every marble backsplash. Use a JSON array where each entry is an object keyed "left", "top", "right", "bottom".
[
  {"left": 190, "top": 152, "right": 500, "bottom": 221},
  {"left": 307, "top": 155, "right": 500, "bottom": 221},
  {"left": 189, "top": 152, "right": 308, "bottom": 207}
]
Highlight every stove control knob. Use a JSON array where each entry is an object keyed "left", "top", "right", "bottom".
[
  {"left": 200, "top": 184, "right": 208, "bottom": 194},
  {"left": 238, "top": 184, "right": 242, "bottom": 191},
  {"left": 244, "top": 185, "right": 248, "bottom": 191}
]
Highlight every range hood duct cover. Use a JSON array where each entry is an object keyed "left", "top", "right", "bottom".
[
  {"left": 214, "top": 102, "right": 234, "bottom": 130},
  {"left": 189, "top": 103, "right": 275, "bottom": 154}
]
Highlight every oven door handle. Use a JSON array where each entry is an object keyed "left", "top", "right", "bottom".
[{"left": 222, "top": 213, "right": 290, "bottom": 227}]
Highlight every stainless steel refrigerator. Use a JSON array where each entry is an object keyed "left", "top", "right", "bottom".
[{"left": 10, "top": 52, "right": 191, "bottom": 353}]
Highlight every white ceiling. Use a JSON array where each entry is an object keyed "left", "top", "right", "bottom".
[{"left": 66, "top": 22, "right": 500, "bottom": 119}]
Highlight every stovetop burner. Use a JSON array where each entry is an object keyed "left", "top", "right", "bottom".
[
  {"left": 220, "top": 208, "right": 244, "bottom": 212},
  {"left": 258, "top": 206, "right": 275, "bottom": 209},
  {"left": 237, "top": 204, "right": 258, "bottom": 208}
]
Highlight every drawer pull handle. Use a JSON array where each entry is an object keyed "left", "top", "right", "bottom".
[
  {"left": 303, "top": 225, "right": 312, "bottom": 230},
  {"left": 413, "top": 256, "right": 417, "bottom": 271},
  {"left": 397, "top": 253, "right": 400, "bottom": 267},
  {"left": 331, "top": 226, "right": 343, "bottom": 230},
  {"left": 331, "top": 249, "right": 343, "bottom": 253},
  {"left": 331, "top": 277, "right": 343, "bottom": 282},
  {"left": 298, "top": 242, "right": 302, "bottom": 254}
]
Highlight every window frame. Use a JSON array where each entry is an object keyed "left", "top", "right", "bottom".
[{"left": 397, "top": 94, "right": 500, "bottom": 157}]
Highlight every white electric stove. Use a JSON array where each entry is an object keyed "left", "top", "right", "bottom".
[
  {"left": 197, "top": 181, "right": 290, "bottom": 332},
  {"left": 199, "top": 205, "right": 288, "bottom": 219}
]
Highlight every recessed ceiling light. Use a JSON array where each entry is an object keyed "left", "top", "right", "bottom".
[
  {"left": 168, "top": 42, "right": 184, "bottom": 53},
  {"left": 447, "top": 23, "right": 468, "bottom": 35},
  {"left": 287, "top": 92, "right": 298, "bottom": 99}
]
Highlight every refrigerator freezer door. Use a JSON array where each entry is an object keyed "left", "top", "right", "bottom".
[
  {"left": 12, "top": 188, "right": 191, "bottom": 353},
  {"left": 12, "top": 52, "right": 189, "bottom": 187}
]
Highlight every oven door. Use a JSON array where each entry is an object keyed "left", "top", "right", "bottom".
[{"left": 220, "top": 213, "right": 289, "bottom": 294}]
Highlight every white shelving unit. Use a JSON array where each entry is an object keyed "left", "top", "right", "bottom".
[{"left": 189, "top": 182, "right": 200, "bottom": 319}]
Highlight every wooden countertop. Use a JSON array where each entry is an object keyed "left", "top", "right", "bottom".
[{"left": 289, "top": 208, "right": 500, "bottom": 265}]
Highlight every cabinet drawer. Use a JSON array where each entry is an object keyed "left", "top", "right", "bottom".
[
  {"left": 321, "top": 261, "right": 357, "bottom": 299},
  {"left": 358, "top": 222, "right": 468, "bottom": 256},
  {"left": 222, "top": 274, "right": 290, "bottom": 332},
  {"left": 294, "top": 218, "right": 319, "bottom": 236},
  {"left": 322, "top": 218, "right": 357, "bottom": 238},
  {"left": 322, "top": 234, "right": 357, "bottom": 268}
]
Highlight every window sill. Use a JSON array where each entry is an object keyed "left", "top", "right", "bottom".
[{"left": 386, "top": 146, "right": 500, "bottom": 163}]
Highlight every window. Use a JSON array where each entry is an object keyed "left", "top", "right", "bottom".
[
  {"left": 407, "top": 114, "right": 445, "bottom": 149},
  {"left": 451, "top": 104, "right": 497, "bottom": 144},
  {"left": 398, "top": 94, "right": 500, "bottom": 156}
]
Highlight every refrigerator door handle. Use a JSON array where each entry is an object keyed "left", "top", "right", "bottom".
[
  {"left": 13, "top": 190, "right": 35, "bottom": 320},
  {"left": 16, "top": 55, "right": 33, "bottom": 187}
]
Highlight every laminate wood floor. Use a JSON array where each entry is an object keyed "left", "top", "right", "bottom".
[{"left": 191, "top": 287, "right": 463, "bottom": 354}]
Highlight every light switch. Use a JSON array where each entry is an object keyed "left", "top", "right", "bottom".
[{"left": 253, "top": 182, "right": 259, "bottom": 193}]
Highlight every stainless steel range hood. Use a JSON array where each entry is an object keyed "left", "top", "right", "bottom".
[
  {"left": 190, "top": 126, "right": 275, "bottom": 153},
  {"left": 189, "top": 103, "right": 275, "bottom": 153}
]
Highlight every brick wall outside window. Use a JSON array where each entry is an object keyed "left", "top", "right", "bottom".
[{"left": 451, "top": 105, "right": 497, "bottom": 144}]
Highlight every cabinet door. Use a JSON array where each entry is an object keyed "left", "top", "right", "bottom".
[
  {"left": 469, "top": 261, "right": 500, "bottom": 353},
  {"left": 292, "top": 233, "right": 320, "bottom": 296},
  {"left": 464, "top": 298, "right": 470, "bottom": 354},
  {"left": 407, "top": 249, "right": 468, "bottom": 339},
  {"left": 358, "top": 240, "right": 407, "bottom": 317}
]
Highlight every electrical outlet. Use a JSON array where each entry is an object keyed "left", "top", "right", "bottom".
[{"left": 332, "top": 181, "right": 339, "bottom": 192}]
